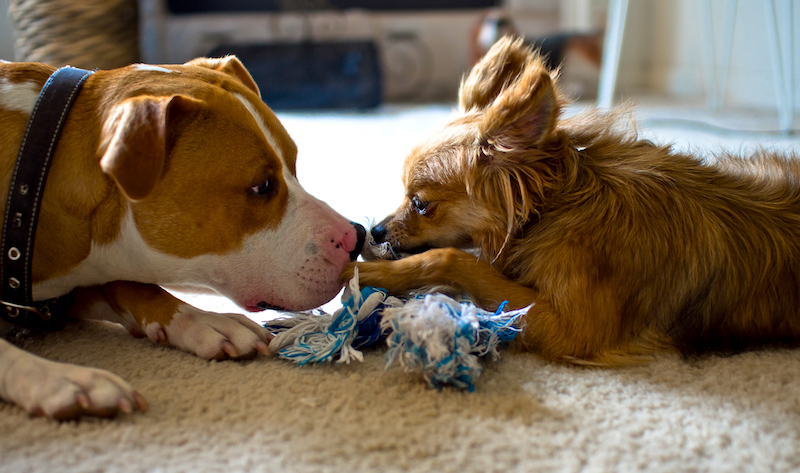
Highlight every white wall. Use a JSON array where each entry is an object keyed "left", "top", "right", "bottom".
[
  {"left": 648, "top": 0, "right": 799, "bottom": 111},
  {"left": 512, "top": 0, "right": 799, "bottom": 112}
]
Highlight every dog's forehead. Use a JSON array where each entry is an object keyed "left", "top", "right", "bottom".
[
  {"left": 113, "top": 63, "right": 299, "bottom": 175},
  {"left": 420, "top": 114, "right": 480, "bottom": 152},
  {"left": 130, "top": 64, "right": 177, "bottom": 74},
  {"left": 404, "top": 114, "right": 479, "bottom": 185},
  {"left": 232, "top": 93, "right": 298, "bottom": 175}
]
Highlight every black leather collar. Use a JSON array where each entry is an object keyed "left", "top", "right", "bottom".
[{"left": 0, "top": 66, "right": 93, "bottom": 329}]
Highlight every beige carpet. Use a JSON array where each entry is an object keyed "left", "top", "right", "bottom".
[
  {"left": 2, "top": 104, "right": 800, "bottom": 472},
  {"left": 1, "top": 318, "right": 800, "bottom": 472}
]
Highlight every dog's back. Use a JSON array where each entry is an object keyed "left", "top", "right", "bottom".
[{"left": 509, "top": 114, "right": 800, "bottom": 358}]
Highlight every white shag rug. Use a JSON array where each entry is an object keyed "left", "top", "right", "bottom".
[{"left": 1, "top": 103, "right": 799, "bottom": 472}]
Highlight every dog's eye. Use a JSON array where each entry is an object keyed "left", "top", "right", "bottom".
[
  {"left": 411, "top": 196, "right": 430, "bottom": 215},
  {"left": 251, "top": 177, "right": 278, "bottom": 197}
]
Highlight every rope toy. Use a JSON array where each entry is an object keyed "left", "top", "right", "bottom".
[
  {"left": 265, "top": 269, "right": 529, "bottom": 391},
  {"left": 266, "top": 272, "right": 404, "bottom": 365},
  {"left": 359, "top": 223, "right": 401, "bottom": 261}
]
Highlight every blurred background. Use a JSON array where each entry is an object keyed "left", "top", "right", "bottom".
[
  {"left": 1, "top": 0, "right": 798, "bottom": 316},
  {"left": 0, "top": 0, "right": 797, "bottom": 116}
]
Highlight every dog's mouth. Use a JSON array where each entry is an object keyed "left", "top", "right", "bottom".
[
  {"left": 397, "top": 238, "right": 476, "bottom": 257},
  {"left": 351, "top": 222, "right": 367, "bottom": 261},
  {"left": 380, "top": 232, "right": 475, "bottom": 260},
  {"left": 245, "top": 301, "right": 285, "bottom": 312},
  {"left": 401, "top": 245, "right": 433, "bottom": 256}
]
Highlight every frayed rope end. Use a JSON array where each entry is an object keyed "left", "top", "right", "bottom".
[{"left": 265, "top": 269, "right": 530, "bottom": 391}]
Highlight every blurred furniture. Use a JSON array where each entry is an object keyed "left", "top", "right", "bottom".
[
  {"left": 7, "top": 0, "right": 139, "bottom": 69},
  {"left": 206, "top": 41, "right": 382, "bottom": 110},
  {"left": 137, "top": 0, "right": 499, "bottom": 109},
  {"left": 138, "top": 0, "right": 499, "bottom": 64}
]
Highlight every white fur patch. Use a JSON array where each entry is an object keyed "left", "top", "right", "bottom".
[
  {"left": 161, "top": 304, "right": 264, "bottom": 359},
  {"left": 0, "top": 79, "right": 39, "bottom": 114},
  {"left": 32, "top": 209, "right": 224, "bottom": 300},
  {"left": 234, "top": 93, "right": 284, "bottom": 163},
  {"left": 131, "top": 64, "right": 176, "bottom": 74},
  {"left": 143, "top": 321, "right": 164, "bottom": 342},
  {"left": 0, "top": 338, "right": 141, "bottom": 418}
]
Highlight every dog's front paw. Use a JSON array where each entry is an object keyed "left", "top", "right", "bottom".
[
  {"left": 350, "top": 259, "right": 416, "bottom": 294},
  {"left": 0, "top": 340, "right": 147, "bottom": 420},
  {"left": 339, "top": 262, "right": 358, "bottom": 284},
  {"left": 145, "top": 305, "right": 271, "bottom": 360},
  {"left": 353, "top": 248, "right": 478, "bottom": 295}
]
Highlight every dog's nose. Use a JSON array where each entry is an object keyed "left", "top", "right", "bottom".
[
  {"left": 350, "top": 222, "right": 366, "bottom": 261},
  {"left": 370, "top": 224, "right": 387, "bottom": 243}
]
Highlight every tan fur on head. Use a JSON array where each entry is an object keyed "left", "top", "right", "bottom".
[
  {"left": 185, "top": 56, "right": 260, "bottom": 97},
  {"left": 457, "top": 37, "right": 566, "bottom": 263},
  {"left": 374, "top": 38, "right": 571, "bottom": 264},
  {"left": 99, "top": 95, "right": 200, "bottom": 201}
]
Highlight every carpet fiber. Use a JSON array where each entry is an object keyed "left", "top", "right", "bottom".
[
  {"left": 2, "top": 103, "right": 799, "bottom": 472},
  {"left": 2, "top": 319, "right": 799, "bottom": 472}
]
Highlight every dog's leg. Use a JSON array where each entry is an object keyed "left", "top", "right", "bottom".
[
  {"left": 0, "top": 338, "right": 147, "bottom": 419},
  {"left": 348, "top": 248, "right": 540, "bottom": 310},
  {"left": 71, "top": 282, "right": 271, "bottom": 360},
  {"left": 350, "top": 248, "right": 642, "bottom": 363}
]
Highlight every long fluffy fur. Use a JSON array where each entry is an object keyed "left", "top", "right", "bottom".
[{"left": 350, "top": 36, "right": 800, "bottom": 365}]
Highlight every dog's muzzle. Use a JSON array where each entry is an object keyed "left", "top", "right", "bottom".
[
  {"left": 255, "top": 222, "right": 365, "bottom": 312},
  {"left": 350, "top": 222, "right": 367, "bottom": 261}
]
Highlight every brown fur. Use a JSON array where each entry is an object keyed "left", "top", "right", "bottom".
[{"left": 346, "top": 37, "right": 800, "bottom": 365}]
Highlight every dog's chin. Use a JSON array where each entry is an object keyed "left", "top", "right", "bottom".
[
  {"left": 360, "top": 242, "right": 432, "bottom": 262},
  {"left": 410, "top": 245, "right": 482, "bottom": 256},
  {"left": 376, "top": 243, "right": 481, "bottom": 261},
  {"left": 247, "top": 302, "right": 283, "bottom": 312},
  {"left": 403, "top": 244, "right": 435, "bottom": 255},
  {"left": 245, "top": 299, "right": 323, "bottom": 313}
]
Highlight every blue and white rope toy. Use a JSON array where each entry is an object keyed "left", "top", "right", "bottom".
[
  {"left": 266, "top": 272, "right": 404, "bottom": 365},
  {"left": 265, "top": 270, "right": 529, "bottom": 391}
]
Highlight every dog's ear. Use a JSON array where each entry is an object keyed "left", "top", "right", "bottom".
[
  {"left": 99, "top": 95, "right": 201, "bottom": 201},
  {"left": 459, "top": 36, "right": 531, "bottom": 112},
  {"left": 479, "top": 60, "right": 558, "bottom": 153},
  {"left": 186, "top": 56, "right": 260, "bottom": 97}
]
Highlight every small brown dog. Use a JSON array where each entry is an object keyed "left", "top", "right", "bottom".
[{"left": 346, "top": 36, "right": 800, "bottom": 365}]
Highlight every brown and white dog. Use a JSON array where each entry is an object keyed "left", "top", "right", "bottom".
[
  {"left": 348, "top": 37, "right": 800, "bottom": 366},
  {"left": 0, "top": 57, "right": 363, "bottom": 419}
]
